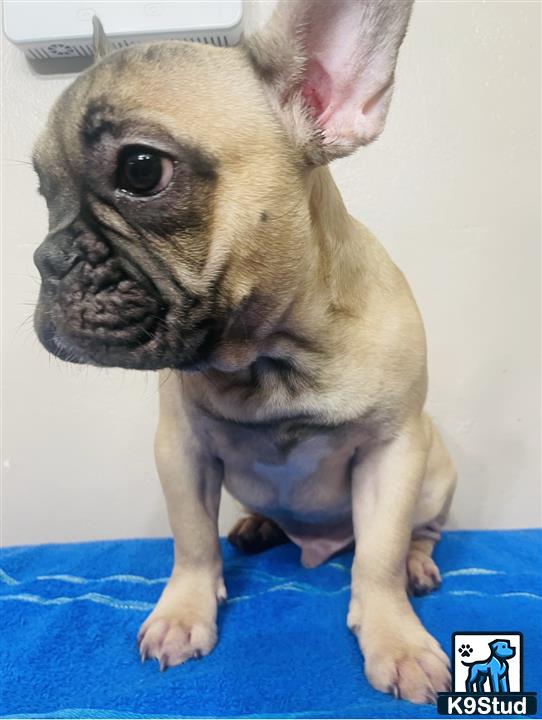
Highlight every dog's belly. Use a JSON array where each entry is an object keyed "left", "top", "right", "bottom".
[{"left": 212, "top": 421, "right": 359, "bottom": 567}]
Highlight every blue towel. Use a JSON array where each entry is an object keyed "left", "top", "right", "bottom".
[{"left": 1, "top": 530, "right": 541, "bottom": 719}]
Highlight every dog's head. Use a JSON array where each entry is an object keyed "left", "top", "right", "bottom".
[
  {"left": 490, "top": 640, "right": 516, "bottom": 660},
  {"left": 32, "top": 0, "right": 412, "bottom": 371}
]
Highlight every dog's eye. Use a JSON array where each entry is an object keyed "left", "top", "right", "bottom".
[{"left": 117, "top": 146, "right": 174, "bottom": 196}]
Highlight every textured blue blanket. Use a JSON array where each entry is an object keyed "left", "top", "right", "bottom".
[{"left": 1, "top": 530, "right": 541, "bottom": 719}]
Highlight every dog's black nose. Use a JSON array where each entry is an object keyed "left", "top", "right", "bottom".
[{"left": 33, "top": 231, "right": 82, "bottom": 281}]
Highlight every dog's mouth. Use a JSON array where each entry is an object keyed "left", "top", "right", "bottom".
[{"left": 33, "top": 228, "right": 217, "bottom": 370}]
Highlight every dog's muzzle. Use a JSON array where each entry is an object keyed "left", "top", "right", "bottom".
[{"left": 33, "top": 222, "right": 215, "bottom": 370}]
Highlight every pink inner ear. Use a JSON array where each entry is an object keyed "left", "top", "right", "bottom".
[
  {"left": 286, "top": 0, "right": 409, "bottom": 149},
  {"left": 301, "top": 58, "right": 332, "bottom": 121}
]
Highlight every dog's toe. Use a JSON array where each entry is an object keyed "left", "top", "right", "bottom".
[
  {"left": 363, "top": 630, "right": 450, "bottom": 704},
  {"left": 228, "top": 514, "right": 289, "bottom": 554},
  {"left": 138, "top": 615, "right": 216, "bottom": 670},
  {"left": 407, "top": 551, "right": 441, "bottom": 596}
]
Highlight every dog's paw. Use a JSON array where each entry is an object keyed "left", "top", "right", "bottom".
[
  {"left": 407, "top": 551, "right": 441, "bottom": 596},
  {"left": 138, "top": 615, "right": 217, "bottom": 670},
  {"left": 459, "top": 643, "right": 473, "bottom": 658},
  {"left": 228, "top": 513, "right": 289, "bottom": 554},
  {"left": 361, "top": 628, "right": 451, "bottom": 704}
]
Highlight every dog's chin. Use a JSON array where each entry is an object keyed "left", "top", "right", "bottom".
[{"left": 34, "top": 311, "right": 214, "bottom": 372}]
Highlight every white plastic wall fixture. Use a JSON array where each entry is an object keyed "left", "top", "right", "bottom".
[{"left": 3, "top": 1, "right": 244, "bottom": 60}]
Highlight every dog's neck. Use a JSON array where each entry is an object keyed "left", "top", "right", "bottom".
[
  {"left": 204, "top": 166, "right": 368, "bottom": 380},
  {"left": 306, "top": 166, "right": 369, "bottom": 314}
]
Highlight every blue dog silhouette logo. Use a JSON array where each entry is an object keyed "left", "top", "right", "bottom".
[
  {"left": 437, "top": 632, "right": 538, "bottom": 715},
  {"left": 461, "top": 638, "right": 516, "bottom": 693}
]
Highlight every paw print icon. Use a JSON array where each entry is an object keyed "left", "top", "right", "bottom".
[{"left": 459, "top": 643, "right": 473, "bottom": 657}]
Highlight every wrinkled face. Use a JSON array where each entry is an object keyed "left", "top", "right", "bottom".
[{"left": 33, "top": 42, "right": 310, "bottom": 370}]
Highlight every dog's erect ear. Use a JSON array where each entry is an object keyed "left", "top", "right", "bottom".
[
  {"left": 92, "top": 16, "right": 113, "bottom": 61},
  {"left": 246, "top": 0, "right": 414, "bottom": 164}
]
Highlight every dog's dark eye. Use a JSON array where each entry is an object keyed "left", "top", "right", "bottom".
[{"left": 117, "top": 146, "right": 174, "bottom": 196}]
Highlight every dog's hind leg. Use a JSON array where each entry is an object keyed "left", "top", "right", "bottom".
[
  {"left": 477, "top": 676, "right": 489, "bottom": 693},
  {"left": 408, "top": 415, "right": 457, "bottom": 596},
  {"left": 407, "top": 535, "right": 442, "bottom": 595},
  {"left": 228, "top": 513, "right": 290, "bottom": 554},
  {"left": 465, "top": 674, "right": 476, "bottom": 694}
]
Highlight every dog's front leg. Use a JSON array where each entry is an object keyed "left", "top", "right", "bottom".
[
  {"left": 348, "top": 416, "right": 450, "bottom": 704},
  {"left": 138, "top": 372, "right": 225, "bottom": 670}
]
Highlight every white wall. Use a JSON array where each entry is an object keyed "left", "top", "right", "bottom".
[{"left": 2, "top": 1, "right": 540, "bottom": 547}]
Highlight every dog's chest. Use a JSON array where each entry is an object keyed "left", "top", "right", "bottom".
[{"left": 202, "top": 415, "right": 366, "bottom": 565}]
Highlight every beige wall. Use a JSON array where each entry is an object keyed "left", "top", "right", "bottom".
[{"left": 2, "top": 1, "right": 540, "bottom": 546}]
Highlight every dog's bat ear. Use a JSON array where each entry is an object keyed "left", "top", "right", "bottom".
[
  {"left": 246, "top": 0, "right": 414, "bottom": 164},
  {"left": 92, "top": 16, "right": 113, "bottom": 61}
]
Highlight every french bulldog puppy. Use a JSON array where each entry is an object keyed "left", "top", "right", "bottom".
[{"left": 32, "top": 0, "right": 457, "bottom": 704}]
